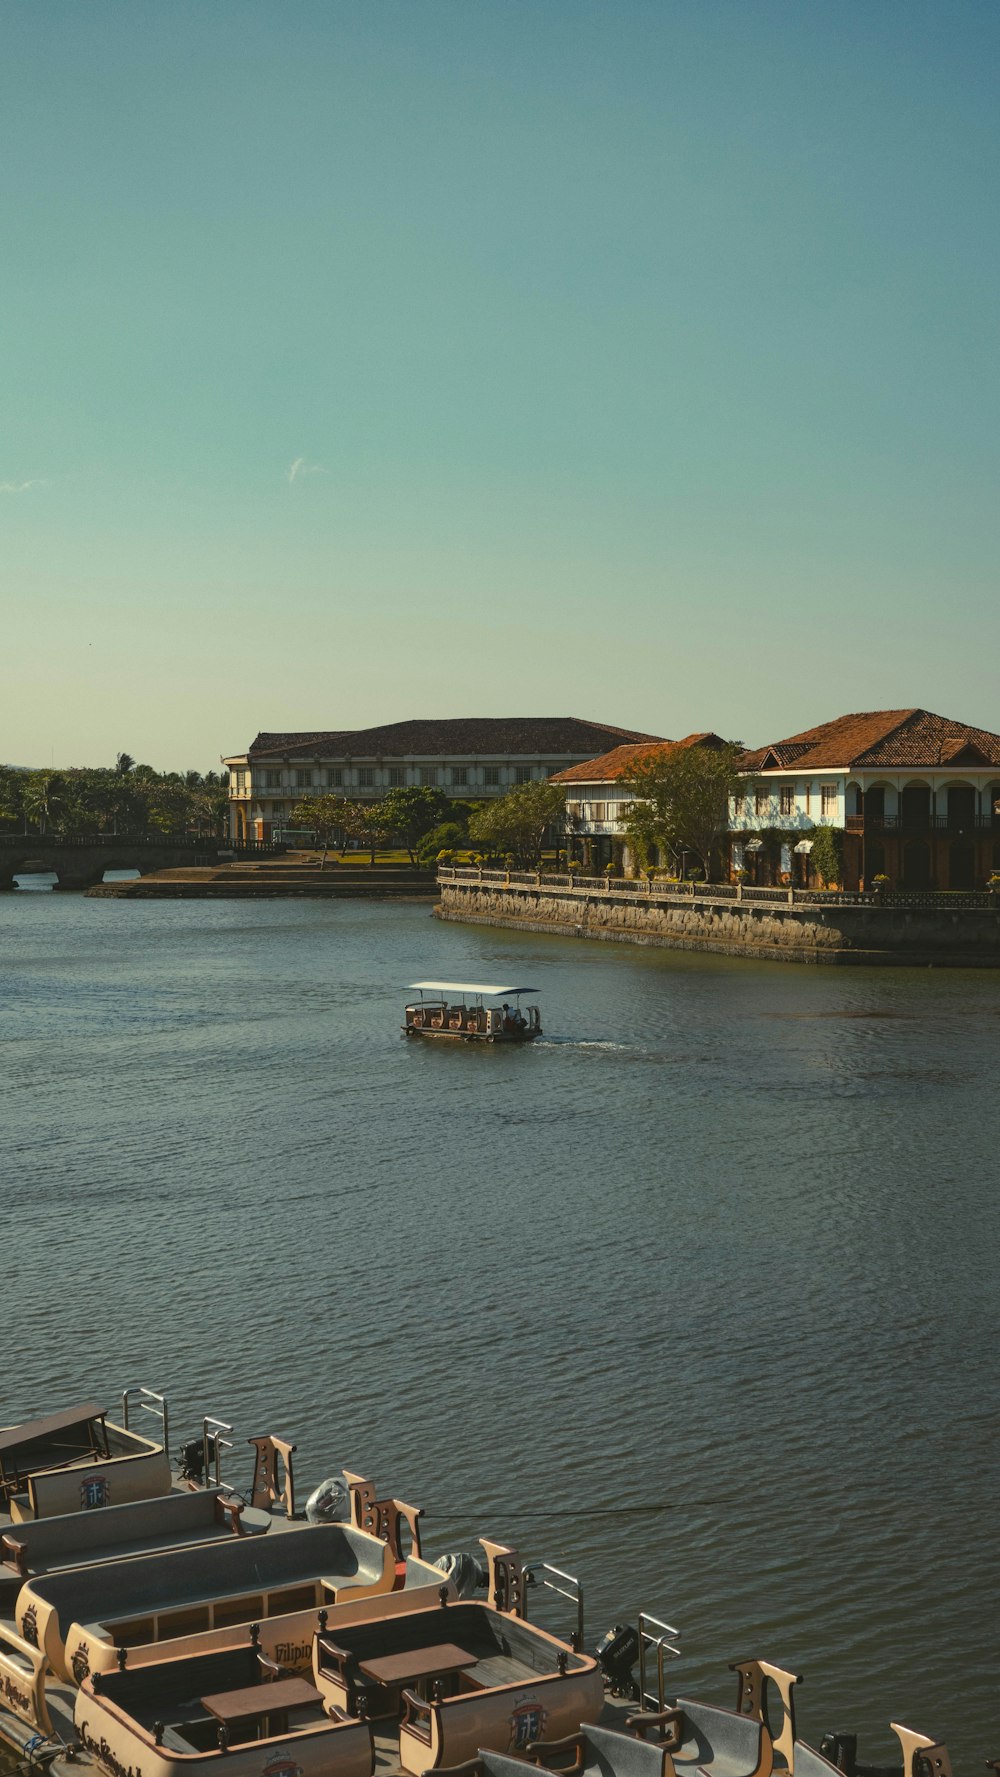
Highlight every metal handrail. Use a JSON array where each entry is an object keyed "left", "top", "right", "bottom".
[
  {"left": 526, "top": 1561, "right": 584, "bottom": 1651},
  {"left": 637, "top": 1610, "right": 682, "bottom": 1710},
  {"left": 202, "top": 1417, "right": 235, "bottom": 1489},
  {"left": 121, "top": 1387, "right": 169, "bottom": 1451}
]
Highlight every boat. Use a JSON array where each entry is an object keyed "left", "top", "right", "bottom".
[
  {"left": 0, "top": 1400, "right": 172, "bottom": 1524},
  {"left": 68, "top": 1541, "right": 604, "bottom": 1777},
  {"left": 403, "top": 983, "right": 542, "bottom": 1042}
]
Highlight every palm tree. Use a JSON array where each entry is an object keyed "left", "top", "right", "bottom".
[
  {"left": 115, "top": 752, "right": 135, "bottom": 775},
  {"left": 22, "top": 771, "right": 63, "bottom": 834}
]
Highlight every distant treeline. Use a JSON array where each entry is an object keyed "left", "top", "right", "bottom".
[{"left": 0, "top": 753, "right": 229, "bottom": 837}]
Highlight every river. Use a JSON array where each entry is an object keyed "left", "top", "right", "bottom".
[{"left": 4, "top": 893, "right": 998, "bottom": 1768}]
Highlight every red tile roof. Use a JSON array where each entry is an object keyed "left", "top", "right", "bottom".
[
  {"left": 246, "top": 717, "right": 662, "bottom": 760},
  {"left": 743, "top": 709, "right": 1000, "bottom": 771},
  {"left": 552, "top": 732, "right": 729, "bottom": 784}
]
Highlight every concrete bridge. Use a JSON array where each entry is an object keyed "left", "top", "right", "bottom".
[{"left": 0, "top": 834, "right": 286, "bottom": 890}]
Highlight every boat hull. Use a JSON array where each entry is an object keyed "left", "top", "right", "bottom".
[{"left": 403, "top": 1028, "right": 539, "bottom": 1043}]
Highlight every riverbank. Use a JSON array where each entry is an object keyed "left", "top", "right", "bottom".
[
  {"left": 87, "top": 857, "right": 436, "bottom": 898},
  {"left": 435, "top": 868, "right": 1000, "bottom": 965}
]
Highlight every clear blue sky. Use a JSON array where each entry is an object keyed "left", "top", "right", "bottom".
[{"left": 3, "top": 0, "right": 998, "bottom": 769}]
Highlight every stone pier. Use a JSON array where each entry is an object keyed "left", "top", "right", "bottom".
[{"left": 435, "top": 870, "right": 1000, "bottom": 966}]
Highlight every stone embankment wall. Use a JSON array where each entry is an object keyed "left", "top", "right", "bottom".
[{"left": 435, "top": 872, "right": 1000, "bottom": 966}]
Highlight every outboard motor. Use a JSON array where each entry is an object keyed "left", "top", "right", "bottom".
[
  {"left": 305, "top": 1474, "right": 351, "bottom": 1525},
  {"left": 178, "top": 1435, "right": 217, "bottom": 1484},
  {"left": 434, "top": 1551, "right": 489, "bottom": 1598},
  {"left": 594, "top": 1622, "right": 641, "bottom": 1698}
]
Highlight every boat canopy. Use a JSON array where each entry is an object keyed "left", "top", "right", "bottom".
[{"left": 408, "top": 981, "right": 539, "bottom": 997}]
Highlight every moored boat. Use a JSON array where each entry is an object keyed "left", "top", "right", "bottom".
[{"left": 404, "top": 983, "right": 542, "bottom": 1043}]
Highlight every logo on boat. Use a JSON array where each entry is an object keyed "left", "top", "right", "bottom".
[
  {"left": 274, "top": 1641, "right": 311, "bottom": 1669},
  {"left": 19, "top": 1604, "right": 39, "bottom": 1649},
  {"left": 78, "top": 1720, "right": 145, "bottom": 1777},
  {"left": 508, "top": 1697, "right": 546, "bottom": 1750},
  {"left": 80, "top": 1476, "right": 111, "bottom": 1509},
  {"left": 72, "top": 1643, "right": 92, "bottom": 1684},
  {"left": 261, "top": 1752, "right": 303, "bottom": 1777},
  {"left": 1, "top": 1669, "right": 32, "bottom": 1717}
]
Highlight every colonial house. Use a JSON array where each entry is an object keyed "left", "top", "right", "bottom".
[
  {"left": 730, "top": 709, "right": 1000, "bottom": 890},
  {"left": 553, "top": 733, "right": 727, "bottom": 871},
  {"left": 224, "top": 716, "right": 660, "bottom": 842}
]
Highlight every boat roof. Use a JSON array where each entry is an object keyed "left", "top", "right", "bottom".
[
  {"left": 409, "top": 981, "right": 539, "bottom": 996},
  {"left": 0, "top": 1403, "right": 106, "bottom": 1459}
]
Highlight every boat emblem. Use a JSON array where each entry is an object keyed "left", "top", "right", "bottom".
[
  {"left": 20, "top": 1604, "right": 39, "bottom": 1648},
  {"left": 72, "top": 1644, "right": 92, "bottom": 1684},
  {"left": 508, "top": 1697, "right": 547, "bottom": 1750},
  {"left": 80, "top": 1476, "right": 111, "bottom": 1509},
  {"left": 261, "top": 1752, "right": 303, "bottom": 1777}
]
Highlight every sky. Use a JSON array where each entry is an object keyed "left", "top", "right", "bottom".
[{"left": 3, "top": 0, "right": 999, "bottom": 770}]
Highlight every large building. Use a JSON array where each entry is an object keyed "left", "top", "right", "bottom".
[
  {"left": 731, "top": 708, "right": 1000, "bottom": 890},
  {"left": 224, "top": 716, "right": 661, "bottom": 841},
  {"left": 553, "top": 733, "right": 725, "bottom": 870}
]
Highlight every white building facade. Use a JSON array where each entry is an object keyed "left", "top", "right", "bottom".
[{"left": 224, "top": 717, "right": 660, "bottom": 842}]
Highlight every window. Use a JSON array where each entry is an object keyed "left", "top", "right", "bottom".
[
  {"left": 821, "top": 784, "right": 838, "bottom": 820},
  {"left": 755, "top": 787, "right": 770, "bottom": 816},
  {"left": 451, "top": 766, "right": 468, "bottom": 787},
  {"left": 265, "top": 770, "right": 280, "bottom": 790},
  {"left": 484, "top": 766, "right": 501, "bottom": 786},
  {"left": 358, "top": 767, "right": 375, "bottom": 787},
  {"left": 592, "top": 802, "right": 607, "bottom": 821},
  {"left": 779, "top": 784, "right": 795, "bottom": 817},
  {"left": 295, "top": 769, "right": 312, "bottom": 788},
  {"left": 514, "top": 766, "right": 532, "bottom": 784},
  {"left": 419, "top": 767, "right": 437, "bottom": 786},
  {"left": 326, "top": 768, "right": 343, "bottom": 787},
  {"left": 388, "top": 767, "right": 405, "bottom": 786}
]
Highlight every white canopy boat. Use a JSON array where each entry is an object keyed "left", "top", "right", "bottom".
[{"left": 404, "top": 983, "right": 542, "bottom": 1043}]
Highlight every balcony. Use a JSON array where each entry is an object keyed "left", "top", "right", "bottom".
[{"left": 845, "top": 815, "right": 998, "bottom": 834}]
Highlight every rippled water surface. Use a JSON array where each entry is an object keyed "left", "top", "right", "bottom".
[{"left": 4, "top": 895, "right": 998, "bottom": 1767}]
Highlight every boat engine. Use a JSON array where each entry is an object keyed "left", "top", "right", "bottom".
[
  {"left": 178, "top": 1435, "right": 217, "bottom": 1484},
  {"left": 305, "top": 1475, "right": 351, "bottom": 1524},
  {"left": 434, "top": 1551, "right": 490, "bottom": 1597},
  {"left": 594, "top": 1622, "right": 641, "bottom": 1698}
]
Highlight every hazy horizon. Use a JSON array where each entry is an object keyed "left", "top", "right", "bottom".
[{"left": 5, "top": 1, "right": 999, "bottom": 771}]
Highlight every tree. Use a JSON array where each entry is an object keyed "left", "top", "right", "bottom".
[
  {"left": 339, "top": 799, "right": 394, "bottom": 865},
  {"left": 290, "top": 793, "right": 353, "bottom": 868},
  {"left": 0, "top": 767, "right": 25, "bottom": 832},
  {"left": 380, "top": 786, "right": 452, "bottom": 864},
  {"left": 114, "top": 752, "right": 135, "bottom": 776},
  {"left": 468, "top": 780, "right": 567, "bottom": 865},
  {"left": 22, "top": 771, "right": 64, "bottom": 835},
  {"left": 417, "top": 821, "right": 467, "bottom": 867},
  {"left": 624, "top": 742, "right": 744, "bottom": 880}
]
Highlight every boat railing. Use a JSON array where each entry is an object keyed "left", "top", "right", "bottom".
[
  {"left": 525, "top": 1561, "right": 584, "bottom": 1651},
  {"left": 202, "top": 1416, "right": 235, "bottom": 1490},
  {"left": 637, "top": 1610, "right": 682, "bottom": 1710},
  {"left": 121, "top": 1386, "right": 169, "bottom": 1451}
]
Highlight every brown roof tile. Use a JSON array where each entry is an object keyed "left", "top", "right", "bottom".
[
  {"left": 246, "top": 717, "right": 661, "bottom": 760},
  {"left": 552, "top": 731, "right": 729, "bottom": 784},
  {"left": 743, "top": 709, "right": 1000, "bottom": 771}
]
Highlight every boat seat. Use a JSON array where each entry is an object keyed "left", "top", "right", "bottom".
[
  {"left": 655, "top": 1700, "right": 765, "bottom": 1777},
  {"left": 465, "top": 1654, "right": 532, "bottom": 1688},
  {"left": 161, "top": 1725, "right": 200, "bottom": 1754}
]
